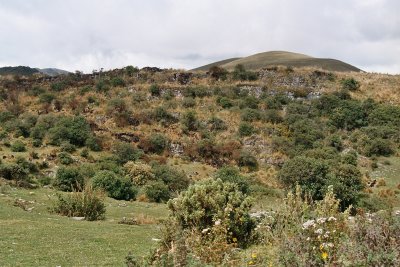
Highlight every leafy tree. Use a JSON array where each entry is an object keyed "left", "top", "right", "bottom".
[
  {"left": 152, "top": 163, "right": 190, "bottom": 193},
  {"left": 145, "top": 181, "right": 170, "bottom": 203},
  {"left": 92, "top": 170, "right": 137, "bottom": 200},
  {"left": 54, "top": 167, "right": 84, "bottom": 192},
  {"left": 112, "top": 142, "right": 143, "bottom": 165},
  {"left": 49, "top": 116, "right": 92, "bottom": 146}
]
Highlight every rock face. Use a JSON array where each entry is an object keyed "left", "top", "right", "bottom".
[
  {"left": 170, "top": 142, "right": 184, "bottom": 155},
  {"left": 172, "top": 72, "right": 193, "bottom": 85},
  {"left": 113, "top": 132, "right": 140, "bottom": 143}
]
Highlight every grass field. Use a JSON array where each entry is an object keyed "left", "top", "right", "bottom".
[{"left": 0, "top": 187, "right": 168, "bottom": 266}]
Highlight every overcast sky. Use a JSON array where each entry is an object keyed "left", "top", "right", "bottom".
[{"left": 0, "top": 0, "right": 399, "bottom": 74}]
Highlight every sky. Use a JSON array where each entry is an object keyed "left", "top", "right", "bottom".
[{"left": 0, "top": 0, "right": 399, "bottom": 74}]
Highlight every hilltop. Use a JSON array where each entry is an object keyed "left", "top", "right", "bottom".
[
  {"left": 0, "top": 66, "right": 70, "bottom": 77},
  {"left": 193, "top": 51, "right": 361, "bottom": 72}
]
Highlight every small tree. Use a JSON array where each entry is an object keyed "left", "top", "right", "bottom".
[
  {"left": 54, "top": 167, "right": 84, "bottom": 192},
  {"left": 92, "top": 170, "right": 137, "bottom": 200}
]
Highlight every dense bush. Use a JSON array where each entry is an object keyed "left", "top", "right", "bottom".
[
  {"left": 112, "top": 142, "right": 143, "bottom": 165},
  {"left": 214, "top": 166, "right": 249, "bottom": 194},
  {"left": 207, "top": 116, "right": 227, "bottom": 131},
  {"left": 58, "top": 152, "right": 74, "bottom": 165},
  {"left": 209, "top": 66, "right": 228, "bottom": 80},
  {"left": 144, "top": 181, "right": 170, "bottom": 203},
  {"left": 106, "top": 98, "right": 132, "bottom": 126},
  {"left": 237, "top": 150, "right": 258, "bottom": 171},
  {"left": 216, "top": 96, "right": 233, "bottom": 109},
  {"left": 181, "top": 97, "right": 196, "bottom": 108},
  {"left": 10, "top": 140, "right": 26, "bottom": 152},
  {"left": 111, "top": 77, "right": 126, "bottom": 87},
  {"left": 49, "top": 116, "right": 92, "bottom": 146},
  {"left": 241, "top": 108, "right": 261, "bottom": 122},
  {"left": 92, "top": 170, "right": 137, "bottom": 200},
  {"left": 51, "top": 185, "right": 106, "bottom": 221},
  {"left": 124, "top": 161, "right": 155, "bottom": 186},
  {"left": 232, "top": 64, "right": 257, "bottom": 81},
  {"left": 54, "top": 167, "right": 84, "bottom": 192},
  {"left": 167, "top": 179, "right": 255, "bottom": 247},
  {"left": 38, "top": 92, "right": 56, "bottom": 104},
  {"left": 95, "top": 79, "right": 110, "bottom": 92},
  {"left": 181, "top": 110, "right": 199, "bottom": 132},
  {"left": 151, "top": 163, "right": 190, "bottom": 193},
  {"left": 341, "top": 77, "right": 360, "bottom": 91},
  {"left": 147, "top": 133, "right": 169, "bottom": 154},
  {"left": 50, "top": 81, "right": 67, "bottom": 92},
  {"left": 149, "top": 84, "right": 160, "bottom": 96},
  {"left": 238, "top": 122, "right": 256, "bottom": 137}
]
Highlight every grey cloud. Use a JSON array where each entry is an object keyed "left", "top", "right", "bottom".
[{"left": 0, "top": 0, "right": 399, "bottom": 73}]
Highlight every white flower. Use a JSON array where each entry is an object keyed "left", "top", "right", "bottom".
[
  {"left": 328, "top": 216, "right": 337, "bottom": 222},
  {"left": 202, "top": 228, "right": 210, "bottom": 234},
  {"left": 214, "top": 219, "right": 221, "bottom": 226},
  {"left": 302, "top": 219, "right": 315, "bottom": 229},
  {"left": 315, "top": 228, "right": 323, "bottom": 234},
  {"left": 317, "top": 217, "right": 327, "bottom": 224}
]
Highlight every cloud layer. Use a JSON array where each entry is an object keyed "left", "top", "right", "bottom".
[{"left": 0, "top": 0, "right": 399, "bottom": 73}]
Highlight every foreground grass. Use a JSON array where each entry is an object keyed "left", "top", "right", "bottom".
[{"left": 0, "top": 187, "right": 168, "bottom": 266}]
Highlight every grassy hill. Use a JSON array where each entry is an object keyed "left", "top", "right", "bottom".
[{"left": 194, "top": 51, "right": 361, "bottom": 72}]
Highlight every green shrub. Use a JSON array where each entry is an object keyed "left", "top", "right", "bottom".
[
  {"left": 341, "top": 78, "right": 360, "bottom": 91},
  {"left": 124, "top": 161, "right": 155, "bottom": 186},
  {"left": 216, "top": 96, "right": 233, "bottom": 109},
  {"left": 181, "top": 110, "right": 199, "bottom": 132},
  {"left": 61, "top": 142, "right": 76, "bottom": 153},
  {"left": 38, "top": 92, "right": 56, "bottom": 104},
  {"left": 0, "top": 163, "right": 29, "bottom": 181},
  {"left": 85, "top": 136, "right": 102, "bottom": 151},
  {"left": 215, "top": 166, "right": 249, "bottom": 194},
  {"left": 54, "top": 167, "right": 84, "bottom": 192},
  {"left": 239, "top": 96, "right": 259, "bottom": 109},
  {"left": 112, "top": 142, "right": 143, "bottom": 165},
  {"left": 51, "top": 185, "right": 106, "bottom": 221},
  {"left": 365, "top": 138, "right": 394, "bottom": 157},
  {"left": 263, "top": 109, "right": 283, "bottom": 123},
  {"left": 167, "top": 179, "right": 255, "bottom": 247},
  {"left": 241, "top": 108, "right": 261, "bottom": 122},
  {"left": 49, "top": 116, "right": 92, "bottom": 146},
  {"left": 58, "top": 152, "right": 74, "bottom": 165},
  {"left": 238, "top": 122, "right": 255, "bottom": 137},
  {"left": 10, "top": 140, "right": 26, "bottom": 152},
  {"left": 237, "top": 151, "right": 258, "bottom": 171},
  {"left": 144, "top": 181, "right": 170, "bottom": 203},
  {"left": 92, "top": 170, "right": 137, "bottom": 201},
  {"left": 51, "top": 81, "right": 67, "bottom": 92},
  {"left": 368, "top": 105, "right": 400, "bottom": 128},
  {"left": 125, "top": 65, "right": 139, "bottom": 76},
  {"left": 232, "top": 64, "right": 257, "bottom": 81},
  {"left": 29, "top": 86, "right": 45, "bottom": 96},
  {"left": 151, "top": 164, "right": 190, "bottom": 193},
  {"left": 95, "top": 79, "right": 110, "bottom": 92},
  {"left": 207, "top": 116, "right": 227, "bottom": 132},
  {"left": 182, "top": 97, "right": 196, "bottom": 108},
  {"left": 209, "top": 66, "right": 228, "bottom": 80},
  {"left": 149, "top": 84, "right": 160, "bottom": 96},
  {"left": 111, "top": 77, "right": 126, "bottom": 87},
  {"left": 148, "top": 133, "right": 169, "bottom": 154},
  {"left": 80, "top": 148, "right": 89, "bottom": 158},
  {"left": 329, "top": 100, "right": 367, "bottom": 130}
]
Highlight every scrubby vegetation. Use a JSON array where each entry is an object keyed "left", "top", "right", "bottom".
[{"left": 0, "top": 65, "right": 399, "bottom": 266}]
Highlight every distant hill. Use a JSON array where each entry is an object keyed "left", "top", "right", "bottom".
[
  {"left": 193, "top": 51, "right": 361, "bottom": 72},
  {"left": 0, "top": 66, "right": 70, "bottom": 76},
  {"left": 0, "top": 66, "right": 40, "bottom": 76},
  {"left": 38, "top": 68, "right": 70, "bottom": 76},
  {"left": 191, "top": 57, "right": 241, "bottom": 71}
]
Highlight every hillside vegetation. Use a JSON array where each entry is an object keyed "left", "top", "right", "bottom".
[
  {"left": 194, "top": 51, "right": 361, "bottom": 72},
  {"left": 0, "top": 64, "right": 399, "bottom": 266}
]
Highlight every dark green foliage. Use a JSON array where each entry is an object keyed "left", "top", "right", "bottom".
[
  {"left": 289, "top": 119, "right": 323, "bottom": 149},
  {"left": 181, "top": 110, "right": 199, "bottom": 132},
  {"left": 80, "top": 148, "right": 89, "bottom": 158},
  {"left": 0, "top": 111, "right": 15, "bottom": 123},
  {"left": 237, "top": 151, "right": 258, "bottom": 171},
  {"left": 30, "top": 114, "right": 58, "bottom": 141},
  {"left": 54, "top": 167, "right": 84, "bottom": 192},
  {"left": 263, "top": 109, "right": 283, "bottom": 123},
  {"left": 112, "top": 142, "right": 143, "bottom": 165},
  {"left": 312, "top": 94, "right": 340, "bottom": 115},
  {"left": 329, "top": 100, "right": 368, "bottom": 130},
  {"left": 330, "top": 164, "right": 363, "bottom": 210},
  {"left": 151, "top": 164, "right": 190, "bottom": 193},
  {"left": 153, "top": 107, "right": 177, "bottom": 124},
  {"left": 278, "top": 156, "right": 330, "bottom": 200},
  {"left": 167, "top": 179, "right": 255, "bottom": 247},
  {"left": 111, "top": 77, "right": 126, "bottom": 87},
  {"left": 368, "top": 105, "right": 400, "bottom": 128},
  {"left": 49, "top": 116, "right": 92, "bottom": 146},
  {"left": 50, "top": 81, "right": 67, "bottom": 92},
  {"left": 181, "top": 97, "right": 196, "bottom": 108},
  {"left": 241, "top": 108, "right": 261, "bottom": 122},
  {"left": 183, "top": 86, "right": 210, "bottom": 98},
  {"left": 216, "top": 96, "right": 233, "bottom": 109},
  {"left": 95, "top": 79, "right": 110, "bottom": 92},
  {"left": 148, "top": 133, "right": 169, "bottom": 154},
  {"left": 209, "top": 66, "right": 228, "bottom": 80},
  {"left": 145, "top": 181, "right": 170, "bottom": 203},
  {"left": 207, "top": 116, "right": 227, "bottom": 132},
  {"left": 341, "top": 78, "right": 360, "bottom": 91},
  {"left": 10, "top": 140, "right": 26, "bottom": 152},
  {"left": 92, "top": 170, "right": 137, "bottom": 200},
  {"left": 58, "top": 152, "right": 74, "bottom": 165},
  {"left": 365, "top": 138, "right": 394, "bottom": 157},
  {"left": 341, "top": 150, "right": 358, "bottom": 166},
  {"left": 38, "top": 92, "right": 56, "bottom": 104},
  {"left": 239, "top": 96, "right": 259, "bottom": 109},
  {"left": 215, "top": 166, "right": 249, "bottom": 194},
  {"left": 106, "top": 98, "right": 132, "bottom": 127},
  {"left": 232, "top": 64, "right": 257, "bottom": 81},
  {"left": 149, "top": 84, "right": 160, "bottom": 96},
  {"left": 264, "top": 94, "right": 290, "bottom": 110},
  {"left": 0, "top": 163, "right": 29, "bottom": 181},
  {"left": 238, "top": 122, "right": 255, "bottom": 137},
  {"left": 61, "top": 142, "right": 76, "bottom": 153},
  {"left": 85, "top": 136, "right": 102, "bottom": 151},
  {"left": 125, "top": 65, "right": 139, "bottom": 76}
]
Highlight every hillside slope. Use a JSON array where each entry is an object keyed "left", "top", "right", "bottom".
[{"left": 194, "top": 51, "right": 361, "bottom": 72}]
